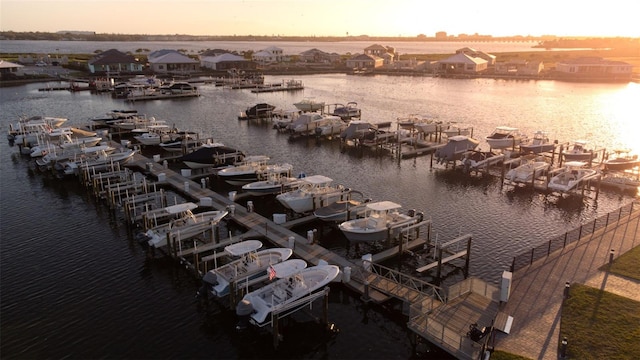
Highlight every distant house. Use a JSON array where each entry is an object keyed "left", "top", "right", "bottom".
[
  {"left": 147, "top": 49, "right": 199, "bottom": 75},
  {"left": 437, "top": 52, "right": 488, "bottom": 74},
  {"left": 555, "top": 57, "right": 633, "bottom": 81},
  {"left": 455, "top": 47, "right": 496, "bottom": 66},
  {"left": 364, "top": 44, "right": 397, "bottom": 64},
  {"left": 495, "top": 59, "right": 544, "bottom": 76},
  {"left": 298, "top": 48, "right": 341, "bottom": 63},
  {"left": 0, "top": 60, "right": 24, "bottom": 79},
  {"left": 200, "top": 49, "right": 235, "bottom": 58},
  {"left": 200, "top": 53, "right": 256, "bottom": 71},
  {"left": 252, "top": 46, "right": 288, "bottom": 65},
  {"left": 88, "top": 49, "right": 143, "bottom": 75},
  {"left": 346, "top": 54, "right": 384, "bottom": 70}
]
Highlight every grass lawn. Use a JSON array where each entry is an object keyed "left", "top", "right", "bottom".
[
  {"left": 606, "top": 245, "right": 640, "bottom": 280},
  {"left": 560, "top": 283, "right": 640, "bottom": 359}
]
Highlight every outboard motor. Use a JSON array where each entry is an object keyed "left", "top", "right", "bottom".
[
  {"left": 235, "top": 299, "right": 254, "bottom": 330},
  {"left": 197, "top": 272, "right": 217, "bottom": 299}
]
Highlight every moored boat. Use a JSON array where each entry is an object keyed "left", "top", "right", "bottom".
[
  {"left": 603, "top": 150, "right": 640, "bottom": 171},
  {"left": 338, "top": 201, "right": 421, "bottom": 243},
  {"left": 547, "top": 161, "right": 598, "bottom": 193},
  {"left": 562, "top": 140, "right": 597, "bottom": 162},
  {"left": 276, "top": 175, "right": 351, "bottom": 214},
  {"left": 519, "top": 130, "right": 556, "bottom": 154},
  {"left": 200, "top": 240, "right": 296, "bottom": 299},
  {"left": 485, "top": 126, "right": 525, "bottom": 149},
  {"left": 180, "top": 143, "right": 245, "bottom": 169},
  {"left": 434, "top": 135, "right": 480, "bottom": 164},
  {"left": 235, "top": 263, "right": 340, "bottom": 328}
]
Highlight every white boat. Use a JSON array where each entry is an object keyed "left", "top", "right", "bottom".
[
  {"left": 397, "top": 114, "right": 438, "bottom": 134},
  {"left": 217, "top": 155, "right": 294, "bottom": 186},
  {"left": 485, "top": 126, "right": 525, "bottom": 149},
  {"left": 442, "top": 123, "right": 472, "bottom": 137},
  {"left": 29, "top": 133, "right": 102, "bottom": 158},
  {"left": 519, "top": 130, "right": 556, "bottom": 154},
  {"left": 313, "top": 197, "right": 371, "bottom": 222},
  {"left": 241, "top": 173, "right": 305, "bottom": 196},
  {"left": 315, "top": 116, "right": 347, "bottom": 136},
  {"left": 338, "top": 201, "right": 420, "bottom": 243},
  {"left": 180, "top": 143, "right": 245, "bottom": 169},
  {"left": 133, "top": 125, "right": 173, "bottom": 146},
  {"left": 158, "top": 132, "right": 200, "bottom": 152},
  {"left": 201, "top": 240, "right": 296, "bottom": 299},
  {"left": 505, "top": 156, "right": 550, "bottom": 184},
  {"left": 235, "top": 263, "right": 340, "bottom": 327},
  {"left": 340, "top": 120, "right": 379, "bottom": 142},
  {"left": 286, "top": 113, "right": 344, "bottom": 136},
  {"left": 62, "top": 148, "right": 137, "bottom": 176},
  {"left": 330, "top": 102, "right": 361, "bottom": 120},
  {"left": 547, "top": 161, "right": 598, "bottom": 193},
  {"left": 434, "top": 135, "right": 480, "bottom": 164},
  {"left": 276, "top": 175, "right": 351, "bottom": 214},
  {"left": 141, "top": 204, "right": 228, "bottom": 249},
  {"left": 562, "top": 140, "right": 597, "bottom": 162},
  {"left": 271, "top": 108, "right": 301, "bottom": 130},
  {"left": 603, "top": 150, "right": 640, "bottom": 171},
  {"left": 293, "top": 98, "right": 324, "bottom": 112},
  {"left": 35, "top": 144, "right": 116, "bottom": 171}
]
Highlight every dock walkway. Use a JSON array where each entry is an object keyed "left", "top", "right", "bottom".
[{"left": 494, "top": 204, "right": 640, "bottom": 359}]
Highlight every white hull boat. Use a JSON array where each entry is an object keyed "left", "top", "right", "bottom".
[
  {"left": 287, "top": 113, "right": 344, "bottom": 136},
  {"left": 236, "top": 263, "right": 339, "bottom": 327},
  {"left": 241, "top": 174, "right": 304, "bottom": 196},
  {"left": 434, "top": 135, "right": 480, "bottom": 164},
  {"left": 505, "top": 157, "right": 550, "bottom": 184},
  {"left": 276, "top": 175, "right": 351, "bottom": 214},
  {"left": 313, "top": 198, "right": 370, "bottom": 222},
  {"left": 547, "top": 161, "right": 598, "bottom": 193},
  {"left": 562, "top": 140, "right": 597, "bottom": 162},
  {"left": 200, "top": 240, "right": 295, "bottom": 299},
  {"left": 62, "top": 149, "right": 136, "bottom": 176},
  {"left": 485, "top": 126, "right": 524, "bottom": 149},
  {"left": 519, "top": 130, "right": 556, "bottom": 154},
  {"left": 138, "top": 203, "right": 228, "bottom": 248},
  {"left": 338, "top": 201, "right": 420, "bottom": 243}
]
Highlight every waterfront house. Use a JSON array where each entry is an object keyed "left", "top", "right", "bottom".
[
  {"left": 364, "top": 44, "right": 397, "bottom": 65},
  {"left": 495, "top": 59, "right": 544, "bottom": 76},
  {"left": 0, "top": 60, "right": 24, "bottom": 79},
  {"left": 436, "top": 52, "right": 488, "bottom": 74},
  {"left": 554, "top": 57, "right": 633, "bottom": 81},
  {"left": 88, "top": 49, "right": 143, "bottom": 75},
  {"left": 252, "top": 46, "right": 288, "bottom": 65},
  {"left": 298, "top": 48, "right": 341, "bottom": 64},
  {"left": 147, "top": 49, "right": 199, "bottom": 76},
  {"left": 200, "top": 53, "right": 256, "bottom": 71},
  {"left": 346, "top": 54, "right": 384, "bottom": 70},
  {"left": 455, "top": 47, "right": 496, "bottom": 66}
]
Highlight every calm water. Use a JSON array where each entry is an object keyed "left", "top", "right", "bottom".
[
  {"left": 2, "top": 71, "right": 639, "bottom": 359},
  {"left": 0, "top": 39, "right": 547, "bottom": 56}
]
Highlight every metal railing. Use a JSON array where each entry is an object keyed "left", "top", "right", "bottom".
[{"left": 511, "top": 201, "right": 638, "bottom": 272}]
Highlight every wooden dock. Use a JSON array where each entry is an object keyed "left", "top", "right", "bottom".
[{"left": 76, "top": 148, "right": 499, "bottom": 358}]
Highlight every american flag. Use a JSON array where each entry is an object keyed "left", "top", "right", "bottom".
[{"left": 268, "top": 265, "right": 276, "bottom": 281}]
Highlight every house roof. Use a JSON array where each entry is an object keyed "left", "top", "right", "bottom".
[
  {"left": 89, "top": 49, "right": 137, "bottom": 65},
  {"left": 202, "top": 53, "right": 247, "bottom": 63},
  {"left": 365, "top": 44, "right": 388, "bottom": 51},
  {"left": 148, "top": 49, "right": 198, "bottom": 64},
  {"left": 300, "top": 48, "right": 329, "bottom": 56},
  {"left": 439, "top": 53, "right": 487, "bottom": 65},
  {"left": 0, "top": 60, "right": 23, "bottom": 69}
]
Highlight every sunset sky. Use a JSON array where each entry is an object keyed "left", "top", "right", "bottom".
[{"left": 1, "top": 0, "right": 639, "bottom": 38}]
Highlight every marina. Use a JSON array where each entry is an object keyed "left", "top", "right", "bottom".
[{"left": 2, "top": 69, "right": 639, "bottom": 360}]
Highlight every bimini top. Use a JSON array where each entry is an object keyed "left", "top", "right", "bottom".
[
  {"left": 269, "top": 259, "right": 308, "bottom": 279},
  {"left": 163, "top": 202, "right": 198, "bottom": 215},
  {"left": 224, "top": 240, "right": 263, "bottom": 256},
  {"left": 365, "top": 201, "right": 402, "bottom": 212},
  {"left": 301, "top": 174, "right": 333, "bottom": 185}
]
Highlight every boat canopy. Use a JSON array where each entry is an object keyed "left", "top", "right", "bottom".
[
  {"left": 269, "top": 259, "right": 308, "bottom": 279},
  {"left": 365, "top": 201, "right": 402, "bottom": 212},
  {"left": 301, "top": 174, "right": 333, "bottom": 185},
  {"left": 224, "top": 240, "right": 263, "bottom": 256},
  {"left": 163, "top": 202, "right": 198, "bottom": 214}
]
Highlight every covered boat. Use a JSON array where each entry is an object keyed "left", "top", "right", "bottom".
[
  {"left": 180, "top": 143, "right": 245, "bottom": 169},
  {"left": 434, "top": 135, "right": 480, "bottom": 164}
]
